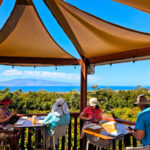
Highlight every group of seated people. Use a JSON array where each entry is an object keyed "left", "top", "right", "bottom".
[
  {"left": 0, "top": 97, "right": 70, "bottom": 150},
  {"left": 0, "top": 95, "right": 150, "bottom": 149}
]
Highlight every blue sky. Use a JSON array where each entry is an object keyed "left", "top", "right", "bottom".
[{"left": 0, "top": 0, "right": 150, "bottom": 86}]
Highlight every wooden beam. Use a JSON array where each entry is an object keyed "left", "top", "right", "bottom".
[
  {"left": 88, "top": 47, "right": 150, "bottom": 64},
  {"left": 0, "top": 56, "right": 80, "bottom": 66},
  {"left": 16, "top": 0, "right": 32, "bottom": 5},
  {"left": 0, "top": 0, "right": 3, "bottom": 6}
]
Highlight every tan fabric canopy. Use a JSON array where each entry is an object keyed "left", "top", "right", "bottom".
[
  {"left": 1, "top": 0, "right": 150, "bottom": 66},
  {"left": 0, "top": 1, "right": 78, "bottom": 66},
  {"left": 112, "top": 0, "right": 150, "bottom": 14},
  {"left": 44, "top": 0, "right": 150, "bottom": 64}
]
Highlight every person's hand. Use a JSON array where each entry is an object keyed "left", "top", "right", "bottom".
[
  {"left": 128, "top": 129, "right": 134, "bottom": 134},
  {"left": 10, "top": 112, "right": 17, "bottom": 117},
  {"left": 17, "top": 114, "right": 24, "bottom": 117},
  {"left": 93, "top": 119, "right": 100, "bottom": 123},
  {"left": 86, "top": 117, "right": 92, "bottom": 121}
]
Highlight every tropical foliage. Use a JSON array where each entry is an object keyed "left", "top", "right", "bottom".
[{"left": 0, "top": 86, "right": 149, "bottom": 120}]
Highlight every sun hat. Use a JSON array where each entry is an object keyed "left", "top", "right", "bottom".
[
  {"left": 0, "top": 98, "right": 13, "bottom": 105},
  {"left": 135, "top": 94, "right": 150, "bottom": 105},
  {"left": 89, "top": 98, "right": 99, "bottom": 106},
  {"left": 51, "top": 98, "right": 70, "bottom": 116}
]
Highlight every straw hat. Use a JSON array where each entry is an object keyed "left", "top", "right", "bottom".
[
  {"left": 89, "top": 98, "right": 99, "bottom": 106},
  {"left": 135, "top": 94, "right": 150, "bottom": 105}
]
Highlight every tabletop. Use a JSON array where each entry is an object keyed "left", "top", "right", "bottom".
[
  {"left": 83, "top": 122, "right": 131, "bottom": 140},
  {"left": 14, "top": 116, "right": 46, "bottom": 128}
]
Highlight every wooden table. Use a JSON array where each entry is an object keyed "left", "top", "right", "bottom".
[
  {"left": 83, "top": 122, "right": 131, "bottom": 150},
  {"left": 14, "top": 116, "right": 46, "bottom": 150}
]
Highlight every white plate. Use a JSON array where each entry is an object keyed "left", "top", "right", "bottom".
[
  {"left": 21, "top": 116, "right": 28, "bottom": 120},
  {"left": 108, "top": 131, "right": 123, "bottom": 137},
  {"left": 38, "top": 120, "right": 44, "bottom": 124}
]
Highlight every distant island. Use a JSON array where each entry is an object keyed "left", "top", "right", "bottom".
[{"left": 0, "top": 78, "right": 75, "bottom": 86}]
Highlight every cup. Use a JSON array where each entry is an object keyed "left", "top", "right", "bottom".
[
  {"left": 32, "top": 115, "right": 36, "bottom": 124},
  {"left": 111, "top": 122, "right": 116, "bottom": 130}
]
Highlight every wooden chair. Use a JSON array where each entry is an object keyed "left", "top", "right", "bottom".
[{"left": 125, "top": 145, "right": 149, "bottom": 150}]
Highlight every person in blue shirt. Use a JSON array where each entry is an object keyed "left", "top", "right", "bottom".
[
  {"left": 43, "top": 98, "right": 70, "bottom": 149},
  {"left": 129, "top": 94, "right": 150, "bottom": 147}
]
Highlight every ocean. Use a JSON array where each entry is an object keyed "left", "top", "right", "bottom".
[{"left": 0, "top": 86, "right": 149, "bottom": 92}]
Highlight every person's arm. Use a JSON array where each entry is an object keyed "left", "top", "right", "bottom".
[
  {"left": 43, "top": 113, "right": 53, "bottom": 125},
  {"left": 0, "top": 110, "right": 16, "bottom": 124},
  {"left": 16, "top": 114, "right": 24, "bottom": 117},
  {"left": 79, "top": 111, "right": 92, "bottom": 121},
  {"left": 129, "top": 114, "right": 145, "bottom": 140},
  {"left": 129, "top": 129, "right": 145, "bottom": 140}
]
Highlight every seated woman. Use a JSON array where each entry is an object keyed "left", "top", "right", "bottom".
[
  {"left": 79, "top": 97, "right": 102, "bottom": 139},
  {"left": 0, "top": 98, "right": 23, "bottom": 150},
  {"left": 43, "top": 98, "right": 70, "bottom": 148}
]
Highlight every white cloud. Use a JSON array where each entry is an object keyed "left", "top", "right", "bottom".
[
  {"left": 0, "top": 69, "right": 101, "bottom": 82},
  {"left": 1, "top": 69, "right": 22, "bottom": 76}
]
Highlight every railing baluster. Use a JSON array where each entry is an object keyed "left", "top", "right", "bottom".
[
  {"left": 73, "top": 117, "right": 77, "bottom": 150},
  {"left": 21, "top": 128, "right": 25, "bottom": 150},
  {"left": 124, "top": 134, "right": 131, "bottom": 147},
  {"left": 68, "top": 118, "right": 72, "bottom": 150},
  {"left": 27, "top": 128, "right": 32, "bottom": 150},
  {"left": 119, "top": 140, "right": 122, "bottom": 150},
  {"left": 57, "top": 138, "right": 60, "bottom": 149},
  {"left": 133, "top": 136, "right": 137, "bottom": 147},
  {"left": 61, "top": 136, "right": 65, "bottom": 150},
  {"left": 112, "top": 140, "right": 116, "bottom": 150}
]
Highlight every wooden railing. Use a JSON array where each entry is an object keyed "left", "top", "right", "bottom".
[{"left": 19, "top": 113, "right": 139, "bottom": 150}]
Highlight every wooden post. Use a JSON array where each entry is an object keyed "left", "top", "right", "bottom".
[
  {"left": 0, "top": 0, "right": 3, "bottom": 6},
  {"left": 80, "top": 58, "right": 87, "bottom": 112},
  {"left": 80, "top": 58, "right": 87, "bottom": 150}
]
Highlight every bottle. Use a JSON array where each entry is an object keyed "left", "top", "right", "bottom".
[{"left": 32, "top": 115, "right": 36, "bottom": 124}]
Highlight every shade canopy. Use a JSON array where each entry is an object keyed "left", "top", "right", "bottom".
[
  {"left": 112, "top": 0, "right": 150, "bottom": 14},
  {"left": 0, "top": 0, "right": 79, "bottom": 66},
  {"left": 0, "top": 0, "right": 150, "bottom": 66},
  {"left": 44, "top": 0, "right": 150, "bottom": 65}
]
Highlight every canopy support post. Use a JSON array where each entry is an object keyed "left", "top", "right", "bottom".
[
  {"left": 80, "top": 58, "right": 87, "bottom": 150},
  {"left": 80, "top": 58, "right": 87, "bottom": 111}
]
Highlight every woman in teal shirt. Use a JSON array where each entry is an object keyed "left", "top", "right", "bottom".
[{"left": 43, "top": 98, "right": 70, "bottom": 136}]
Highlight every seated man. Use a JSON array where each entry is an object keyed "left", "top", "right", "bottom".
[
  {"left": 43, "top": 98, "right": 70, "bottom": 149},
  {"left": 0, "top": 98, "right": 23, "bottom": 150},
  {"left": 129, "top": 94, "right": 150, "bottom": 147}
]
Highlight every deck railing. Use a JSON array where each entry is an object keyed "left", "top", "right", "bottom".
[{"left": 19, "top": 113, "right": 138, "bottom": 150}]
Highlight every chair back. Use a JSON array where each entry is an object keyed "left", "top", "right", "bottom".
[
  {"left": 125, "top": 145, "right": 149, "bottom": 150},
  {"left": 53, "top": 125, "right": 67, "bottom": 138}
]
